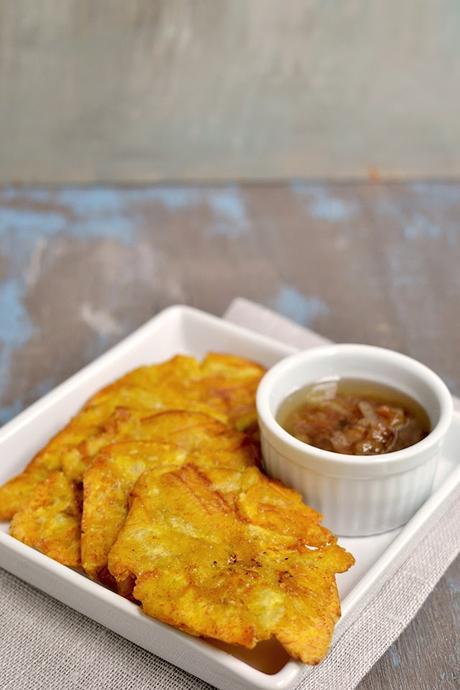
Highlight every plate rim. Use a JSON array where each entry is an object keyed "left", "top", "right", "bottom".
[{"left": 1, "top": 303, "right": 459, "bottom": 690}]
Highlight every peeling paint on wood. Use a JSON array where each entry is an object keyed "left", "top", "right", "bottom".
[
  {"left": 0, "top": 182, "right": 459, "bottom": 690},
  {"left": 2, "top": 181, "right": 460, "bottom": 430}
]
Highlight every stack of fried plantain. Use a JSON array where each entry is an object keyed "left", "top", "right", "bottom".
[{"left": 0, "top": 353, "right": 354, "bottom": 664}]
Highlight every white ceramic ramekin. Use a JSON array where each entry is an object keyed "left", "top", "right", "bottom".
[{"left": 256, "top": 344, "right": 453, "bottom": 536}]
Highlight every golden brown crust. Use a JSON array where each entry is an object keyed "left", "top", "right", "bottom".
[
  {"left": 81, "top": 414, "right": 257, "bottom": 582},
  {"left": 0, "top": 353, "right": 265, "bottom": 520},
  {"left": 108, "top": 464, "right": 354, "bottom": 663},
  {"left": 2, "top": 352, "right": 355, "bottom": 664},
  {"left": 9, "top": 471, "right": 81, "bottom": 567}
]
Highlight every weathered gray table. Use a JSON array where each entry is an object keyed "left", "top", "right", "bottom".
[{"left": 0, "top": 182, "right": 458, "bottom": 689}]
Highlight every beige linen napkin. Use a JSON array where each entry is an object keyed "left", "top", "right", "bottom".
[{"left": 1, "top": 298, "right": 459, "bottom": 690}]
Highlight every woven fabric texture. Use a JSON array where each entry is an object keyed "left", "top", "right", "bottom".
[{"left": 0, "top": 298, "right": 458, "bottom": 690}]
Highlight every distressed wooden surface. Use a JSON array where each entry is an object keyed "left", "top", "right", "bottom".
[
  {"left": 0, "top": 181, "right": 459, "bottom": 688},
  {"left": 1, "top": 1, "right": 460, "bottom": 184}
]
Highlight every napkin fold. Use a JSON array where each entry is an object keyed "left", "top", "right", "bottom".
[
  {"left": 225, "top": 298, "right": 460, "bottom": 690},
  {"left": 1, "top": 298, "right": 458, "bottom": 690}
]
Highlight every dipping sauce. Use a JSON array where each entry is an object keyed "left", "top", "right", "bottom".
[{"left": 277, "top": 379, "right": 431, "bottom": 455}]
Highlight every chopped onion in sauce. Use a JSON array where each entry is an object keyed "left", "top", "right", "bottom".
[{"left": 277, "top": 378, "right": 430, "bottom": 456}]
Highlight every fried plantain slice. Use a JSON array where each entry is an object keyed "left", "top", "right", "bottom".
[
  {"left": 9, "top": 471, "right": 81, "bottom": 568},
  {"left": 108, "top": 464, "right": 354, "bottom": 664},
  {"left": 82, "top": 413, "right": 257, "bottom": 584},
  {"left": 8, "top": 410, "right": 258, "bottom": 570},
  {"left": 0, "top": 353, "right": 265, "bottom": 520},
  {"left": 0, "top": 405, "right": 113, "bottom": 521},
  {"left": 82, "top": 442, "right": 185, "bottom": 586},
  {"left": 67, "top": 408, "right": 259, "bottom": 484},
  {"left": 198, "top": 353, "right": 266, "bottom": 431},
  {"left": 84, "top": 353, "right": 264, "bottom": 432}
]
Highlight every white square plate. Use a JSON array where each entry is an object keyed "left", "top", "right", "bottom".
[{"left": 1, "top": 306, "right": 459, "bottom": 690}]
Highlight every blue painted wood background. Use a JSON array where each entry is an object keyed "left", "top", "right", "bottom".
[
  {"left": 1, "top": 182, "right": 460, "bottom": 428},
  {"left": 0, "top": 181, "right": 459, "bottom": 689}
]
